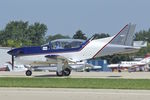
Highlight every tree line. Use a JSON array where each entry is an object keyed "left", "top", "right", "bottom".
[{"left": 0, "top": 21, "right": 89, "bottom": 47}]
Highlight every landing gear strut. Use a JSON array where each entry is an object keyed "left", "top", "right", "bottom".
[{"left": 25, "top": 70, "right": 32, "bottom": 76}]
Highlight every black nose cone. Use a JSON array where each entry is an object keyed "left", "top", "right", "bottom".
[{"left": 7, "top": 49, "right": 14, "bottom": 55}]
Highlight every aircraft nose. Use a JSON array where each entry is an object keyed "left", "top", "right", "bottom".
[
  {"left": 7, "top": 49, "right": 15, "bottom": 55},
  {"left": 8, "top": 48, "right": 25, "bottom": 56}
]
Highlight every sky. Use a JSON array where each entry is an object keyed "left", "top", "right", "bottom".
[{"left": 0, "top": 0, "right": 149, "bottom": 37}]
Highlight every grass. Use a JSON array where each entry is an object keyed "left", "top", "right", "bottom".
[{"left": 0, "top": 77, "right": 150, "bottom": 89}]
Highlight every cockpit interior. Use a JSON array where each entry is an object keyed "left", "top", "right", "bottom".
[{"left": 42, "top": 39, "right": 85, "bottom": 50}]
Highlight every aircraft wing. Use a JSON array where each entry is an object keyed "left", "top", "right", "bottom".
[
  {"left": 28, "top": 55, "right": 75, "bottom": 66},
  {"left": 45, "top": 55, "right": 75, "bottom": 63}
]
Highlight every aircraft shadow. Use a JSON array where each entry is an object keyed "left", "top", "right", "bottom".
[
  {"left": 34, "top": 74, "right": 58, "bottom": 78},
  {"left": 107, "top": 76, "right": 122, "bottom": 78}
]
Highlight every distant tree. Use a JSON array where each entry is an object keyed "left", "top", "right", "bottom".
[
  {"left": 0, "top": 21, "right": 47, "bottom": 47},
  {"left": 46, "top": 34, "right": 70, "bottom": 42},
  {"left": 27, "top": 22, "right": 47, "bottom": 46},
  {"left": 73, "top": 30, "right": 87, "bottom": 40},
  {"left": 135, "top": 29, "right": 150, "bottom": 42},
  {"left": 134, "top": 29, "right": 150, "bottom": 57},
  {"left": 0, "top": 21, "right": 29, "bottom": 47},
  {"left": 94, "top": 33, "right": 110, "bottom": 39}
]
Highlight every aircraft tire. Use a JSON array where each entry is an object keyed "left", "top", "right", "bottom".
[
  {"left": 56, "top": 71, "right": 63, "bottom": 76},
  {"left": 26, "top": 70, "right": 32, "bottom": 76},
  {"left": 63, "top": 68, "right": 71, "bottom": 76}
]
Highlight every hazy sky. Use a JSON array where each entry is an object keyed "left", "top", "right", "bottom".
[{"left": 0, "top": 0, "right": 149, "bottom": 37}]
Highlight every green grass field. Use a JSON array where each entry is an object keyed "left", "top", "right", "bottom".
[{"left": 0, "top": 77, "right": 150, "bottom": 89}]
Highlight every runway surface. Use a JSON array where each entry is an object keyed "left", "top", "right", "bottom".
[
  {"left": 1, "top": 72, "right": 150, "bottom": 100},
  {"left": 0, "top": 88, "right": 150, "bottom": 100},
  {"left": 0, "top": 71, "right": 150, "bottom": 79}
]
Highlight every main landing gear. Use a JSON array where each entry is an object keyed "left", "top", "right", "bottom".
[
  {"left": 56, "top": 68, "right": 71, "bottom": 76},
  {"left": 25, "top": 68, "right": 71, "bottom": 77},
  {"left": 25, "top": 70, "right": 32, "bottom": 76}
]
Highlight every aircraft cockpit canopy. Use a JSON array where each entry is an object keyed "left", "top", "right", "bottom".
[{"left": 42, "top": 39, "right": 85, "bottom": 50}]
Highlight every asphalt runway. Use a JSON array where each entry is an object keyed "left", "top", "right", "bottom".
[
  {"left": 1, "top": 72, "right": 150, "bottom": 100},
  {"left": 0, "top": 88, "right": 150, "bottom": 100},
  {"left": 0, "top": 71, "right": 150, "bottom": 79}
]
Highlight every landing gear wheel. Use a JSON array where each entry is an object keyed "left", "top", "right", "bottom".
[
  {"left": 63, "top": 68, "right": 71, "bottom": 76},
  {"left": 56, "top": 71, "right": 63, "bottom": 76},
  {"left": 26, "top": 70, "right": 32, "bottom": 76}
]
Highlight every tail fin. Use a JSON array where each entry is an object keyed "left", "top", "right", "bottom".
[
  {"left": 75, "top": 23, "right": 137, "bottom": 60},
  {"left": 111, "top": 23, "right": 136, "bottom": 46}
]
